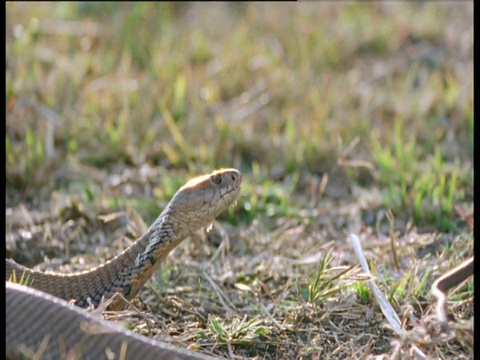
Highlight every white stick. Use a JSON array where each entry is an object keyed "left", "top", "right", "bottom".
[{"left": 348, "top": 233, "right": 406, "bottom": 336}]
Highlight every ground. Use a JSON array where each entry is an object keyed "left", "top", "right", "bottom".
[{"left": 6, "top": 3, "right": 473, "bottom": 359}]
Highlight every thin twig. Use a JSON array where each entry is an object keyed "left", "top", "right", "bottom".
[
  {"left": 257, "top": 299, "right": 285, "bottom": 330},
  {"left": 101, "top": 293, "right": 154, "bottom": 337},
  {"left": 203, "top": 222, "right": 230, "bottom": 270},
  {"left": 386, "top": 210, "right": 400, "bottom": 271},
  {"left": 202, "top": 271, "right": 237, "bottom": 314},
  {"left": 431, "top": 257, "right": 474, "bottom": 323}
]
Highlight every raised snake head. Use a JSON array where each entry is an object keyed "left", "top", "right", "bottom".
[{"left": 165, "top": 168, "right": 242, "bottom": 233}]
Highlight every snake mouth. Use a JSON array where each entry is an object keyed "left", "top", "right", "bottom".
[{"left": 220, "top": 184, "right": 241, "bottom": 200}]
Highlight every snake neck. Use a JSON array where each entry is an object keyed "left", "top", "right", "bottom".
[
  {"left": 92, "top": 207, "right": 192, "bottom": 307},
  {"left": 6, "top": 207, "right": 192, "bottom": 310},
  {"left": 117, "top": 211, "right": 189, "bottom": 301}
]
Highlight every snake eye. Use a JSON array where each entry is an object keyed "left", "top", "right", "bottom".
[{"left": 211, "top": 174, "right": 222, "bottom": 185}]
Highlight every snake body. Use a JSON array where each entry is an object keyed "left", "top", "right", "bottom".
[
  {"left": 6, "top": 168, "right": 242, "bottom": 359},
  {"left": 6, "top": 282, "right": 208, "bottom": 360}
]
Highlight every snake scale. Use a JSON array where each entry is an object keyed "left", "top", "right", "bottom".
[{"left": 6, "top": 168, "right": 242, "bottom": 360}]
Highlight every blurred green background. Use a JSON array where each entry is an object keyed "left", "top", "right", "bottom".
[{"left": 6, "top": 2, "right": 473, "bottom": 232}]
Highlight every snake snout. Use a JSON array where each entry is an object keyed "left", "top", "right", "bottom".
[{"left": 229, "top": 169, "right": 242, "bottom": 189}]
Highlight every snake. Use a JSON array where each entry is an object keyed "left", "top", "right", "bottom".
[{"left": 6, "top": 168, "right": 242, "bottom": 359}]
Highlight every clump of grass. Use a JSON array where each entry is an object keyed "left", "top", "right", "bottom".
[
  {"left": 303, "top": 250, "right": 356, "bottom": 305},
  {"left": 388, "top": 264, "right": 432, "bottom": 303},
  {"left": 207, "top": 315, "right": 270, "bottom": 345},
  {"left": 371, "top": 118, "right": 466, "bottom": 231},
  {"left": 6, "top": 127, "right": 48, "bottom": 190},
  {"left": 353, "top": 280, "right": 371, "bottom": 303}
]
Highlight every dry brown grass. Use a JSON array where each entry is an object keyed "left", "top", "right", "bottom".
[{"left": 6, "top": 173, "right": 473, "bottom": 358}]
